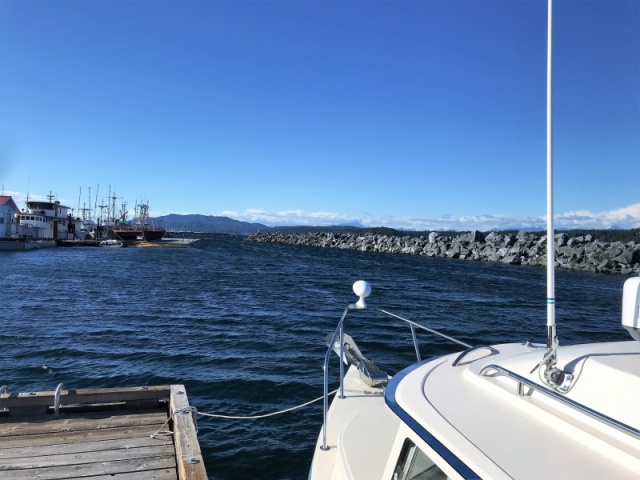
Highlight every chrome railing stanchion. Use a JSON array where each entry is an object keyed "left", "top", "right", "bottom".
[
  {"left": 338, "top": 321, "right": 345, "bottom": 399},
  {"left": 321, "top": 306, "right": 350, "bottom": 451},
  {"left": 321, "top": 280, "right": 371, "bottom": 451},
  {"left": 410, "top": 323, "right": 421, "bottom": 362},
  {"left": 54, "top": 383, "right": 64, "bottom": 417}
]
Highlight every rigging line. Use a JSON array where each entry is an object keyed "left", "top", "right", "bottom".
[
  {"left": 151, "top": 389, "right": 339, "bottom": 438},
  {"left": 151, "top": 406, "right": 198, "bottom": 438},
  {"left": 197, "top": 389, "right": 339, "bottom": 421}
]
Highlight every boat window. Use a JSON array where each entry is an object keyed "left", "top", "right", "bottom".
[{"left": 392, "top": 439, "right": 447, "bottom": 480}]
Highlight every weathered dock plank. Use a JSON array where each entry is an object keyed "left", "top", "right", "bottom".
[
  {"left": 0, "top": 434, "right": 173, "bottom": 459},
  {"left": 81, "top": 469, "right": 177, "bottom": 480},
  {"left": 0, "top": 424, "right": 163, "bottom": 449},
  {"left": 4, "top": 456, "right": 178, "bottom": 480},
  {"left": 0, "top": 444, "right": 174, "bottom": 469},
  {"left": 171, "top": 384, "right": 208, "bottom": 480},
  {"left": 0, "top": 410, "right": 166, "bottom": 437},
  {"left": 0, "top": 385, "right": 170, "bottom": 412}
]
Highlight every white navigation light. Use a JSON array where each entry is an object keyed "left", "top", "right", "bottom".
[
  {"left": 353, "top": 280, "right": 371, "bottom": 309},
  {"left": 622, "top": 277, "right": 640, "bottom": 341}
]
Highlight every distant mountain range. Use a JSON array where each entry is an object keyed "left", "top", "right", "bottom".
[
  {"left": 153, "top": 214, "right": 383, "bottom": 236},
  {"left": 153, "top": 214, "right": 271, "bottom": 235},
  {"left": 152, "top": 214, "right": 378, "bottom": 236}
]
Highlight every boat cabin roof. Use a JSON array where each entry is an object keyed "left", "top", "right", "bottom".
[
  {"left": 27, "top": 200, "right": 70, "bottom": 209},
  {"left": 389, "top": 340, "right": 640, "bottom": 479}
]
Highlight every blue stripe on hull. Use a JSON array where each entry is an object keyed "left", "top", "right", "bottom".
[{"left": 385, "top": 361, "right": 481, "bottom": 479}]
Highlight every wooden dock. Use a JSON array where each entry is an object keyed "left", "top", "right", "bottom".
[{"left": 0, "top": 384, "right": 207, "bottom": 479}]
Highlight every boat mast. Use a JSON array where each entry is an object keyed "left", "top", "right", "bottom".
[
  {"left": 546, "top": 0, "right": 556, "bottom": 354},
  {"left": 540, "top": 0, "right": 573, "bottom": 392},
  {"left": 94, "top": 184, "right": 99, "bottom": 219}
]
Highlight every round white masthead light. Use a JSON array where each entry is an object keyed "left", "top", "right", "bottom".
[{"left": 353, "top": 280, "right": 371, "bottom": 298}]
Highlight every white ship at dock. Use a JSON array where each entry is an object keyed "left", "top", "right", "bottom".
[{"left": 0, "top": 192, "right": 75, "bottom": 251}]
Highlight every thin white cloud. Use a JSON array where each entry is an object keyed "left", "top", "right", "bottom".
[
  {"left": 221, "top": 203, "right": 640, "bottom": 231},
  {"left": 554, "top": 203, "right": 640, "bottom": 230}
]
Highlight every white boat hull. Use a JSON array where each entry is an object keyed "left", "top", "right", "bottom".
[{"left": 311, "top": 339, "right": 640, "bottom": 479}]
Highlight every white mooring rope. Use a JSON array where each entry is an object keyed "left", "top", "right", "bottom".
[
  {"left": 151, "top": 406, "right": 199, "bottom": 438},
  {"left": 151, "top": 389, "right": 338, "bottom": 439},
  {"left": 197, "top": 389, "right": 337, "bottom": 420}
]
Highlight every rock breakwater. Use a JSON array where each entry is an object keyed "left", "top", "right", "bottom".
[{"left": 247, "top": 230, "right": 640, "bottom": 276}]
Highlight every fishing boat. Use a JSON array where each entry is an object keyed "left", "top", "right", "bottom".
[
  {"left": 309, "top": 2, "right": 640, "bottom": 479},
  {"left": 108, "top": 202, "right": 165, "bottom": 242},
  {"left": 109, "top": 225, "right": 139, "bottom": 241},
  {"left": 137, "top": 202, "right": 166, "bottom": 241}
]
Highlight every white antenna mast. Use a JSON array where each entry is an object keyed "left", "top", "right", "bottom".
[
  {"left": 537, "top": 0, "right": 573, "bottom": 392},
  {"left": 546, "top": 0, "right": 556, "bottom": 357}
]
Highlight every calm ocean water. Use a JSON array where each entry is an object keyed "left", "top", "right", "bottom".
[{"left": 0, "top": 235, "right": 630, "bottom": 479}]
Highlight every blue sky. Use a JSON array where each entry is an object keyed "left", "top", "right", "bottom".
[{"left": 1, "top": 0, "right": 638, "bottom": 231}]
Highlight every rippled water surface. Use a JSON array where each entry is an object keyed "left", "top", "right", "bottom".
[{"left": 0, "top": 235, "right": 629, "bottom": 479}]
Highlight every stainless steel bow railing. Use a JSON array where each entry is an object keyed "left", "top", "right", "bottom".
[{"left": 320, "top": 281, "right": 473, "bottom": 451}]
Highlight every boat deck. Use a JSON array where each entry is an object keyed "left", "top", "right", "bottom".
[{"left": 0, "top": 384, "right": 207, "bottom": 479}]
